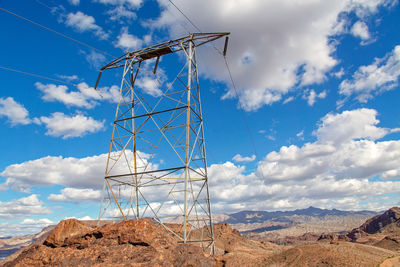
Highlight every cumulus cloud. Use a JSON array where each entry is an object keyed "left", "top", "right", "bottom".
[
  {"left": 35, "top": 82, "right": 120, "bottom": 109},
  {"left": 0, "top": 97, "right": 31, "bottom": 126},
  {"left": 303, "top": 89, "right": 327, "bottom": 106},
  {"left": 94, "top": 0, "right": 143, "bottom": 8},
  {"left": 107, "top": 5, "right": 137, "bottom": 22},
  {"left": 333, "top": 68, "right": 345, "bottom": 78},
  {"left": 232, "top": 154, "right": 256, "bottom": 163},
  {"left": 68, "top": 0, "right": 80, "bottom": 5},
  {"left": 48, "top": 187, "right": 101, "bottom": 202},
  {"left": 351, "top": 20, "right": 370, "bottom": 41},
  {"left": 20, "top": 218, "right": 54, "bottom": 225},
  {"left": 206, "top": 108, "right": 400, "bottom": 212},
  {"left": 340, "top": 45, "right": 400, "bottom": 102},
  {"left": 83, "top": 50, "right": 107, "bottom": 69},
  {"left": 136, "top": 75, "right": 163, "bottom": 97},
  {"left": 2, "top": 108, "right": 400, "bottom": 212},
  {"left": 0, "top": 195, "right": 50, "bottom": 219},
  {"left": 0, "top": 150, "right": 153, "bottom": 192},
  {"left": 314, "top": 108, "right": 388, "bottom": 144},
  {"left": 65, "top": 11, "right": 109, "bottom": 39},
  {"left": 282, "top": 96, "right": 294, "bottom": 105},
  {"left": 349, "top": 0, "right": 397, "bottom": 18},
  {"left": 36, "top": 82, "right": 95, "bottom": 108},
  {"left": 151, "top": 0, "right": 394, "bottom": 111},
  {"left": 93, "top": 0, "right": 143, "bottom": 22},
  {"left": 296, "top": 130, "right": 304, "bottom": 140},
  {"left": 56, "top": 74, "right": 79, "bottom": 82},
  {"left": 0, "top": 217, "right": 54, "bottom": 237},
  {"left": 115, "top": 27, "right": 142, "bottom": 50},
  {"left": 36, "top": 112, "right": 104, "bottom": 139}
]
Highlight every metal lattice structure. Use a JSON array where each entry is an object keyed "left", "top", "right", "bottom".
[{"left": 96, "top": 32, "right": 229, "bottom": 253}]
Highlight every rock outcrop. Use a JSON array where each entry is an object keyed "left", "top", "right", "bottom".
[
  {"left": 43, "top": 219, "right": 92, "bottom": 247},
  {"left": 345, "top": 207, "right": 400, "bottom": 249},
  {"left": 4, "top": 219, "right": 279, "bottom": 266},
  {"left": 358, "top": 207, "right": 400, "bottom": 235},
  {"left": 4, "top": 218, "right": 217, "bottom": 266}
]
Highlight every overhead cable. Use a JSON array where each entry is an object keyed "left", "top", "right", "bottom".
[
  {"left": 167, "top": 0, "right": 202, "bottom": 32},
  {"left": 167, "top": 0, "right": 265, "bottom": 177},
  {"left": 0, "top": 7, "right": 116, "bottom": 59},
  {"left": 0, "top": 66, "right": 79, "bottom": 87}
]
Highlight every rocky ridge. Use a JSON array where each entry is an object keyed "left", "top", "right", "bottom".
[
  {"left": 2, "top": 207, "right": 400, "bottom": 266},
  {"left": 1, "top": 218, "right": 280, "bottom": 266}
]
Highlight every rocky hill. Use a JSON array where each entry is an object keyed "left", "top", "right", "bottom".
[
  {"left": 2, "top": 208, "right": 400, "bottom": 267},
  {"left": 2, "top": 207, "right": 399, "bottom": 266},
  {"left": 1, "top": 218, "right": 281, "bottom": 266},
  {"left": 344, "top": 207, "right": 400, "bottom": 252}
]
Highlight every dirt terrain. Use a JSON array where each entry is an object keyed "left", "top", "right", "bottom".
[{"left": 1, "top": 207, "right": 399, "bottom": 266}]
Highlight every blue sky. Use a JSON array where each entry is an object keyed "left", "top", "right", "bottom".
[{"left": 1, "top": 0, "right": 400, "bottom": 236}]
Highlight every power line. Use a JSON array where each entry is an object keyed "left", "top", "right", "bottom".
[
  {"left": 223, "top": 56, "right": 266, "bottom": 179},
  {"left": 0, "top": 66, "right": 78, "bottom": 87},
  {"left": 167, "top": 0, "right": 265, "bottom": 177},
  {"left": 167, "top": 0, "right": 202, "bottom": 32},
  {"left": 166, "top": 0, "right": 225, "bottom": 56},
  {"left": 0, "top": 7, "right": 116, "bottom": 59},
  {"left": 0, "top": 65, "right": 105, "bottom": 98},
  {"left": 34, "top": 0, "right": 57, "bottom": 12}
]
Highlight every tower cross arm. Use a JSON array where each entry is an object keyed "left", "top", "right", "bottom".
[{"left": 100, "top": 32, "right": 230, "bottom": 71}]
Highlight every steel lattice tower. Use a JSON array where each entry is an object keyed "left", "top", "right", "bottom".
[{"left": 96, "top": 33, "right": 229, "bottom": 252}]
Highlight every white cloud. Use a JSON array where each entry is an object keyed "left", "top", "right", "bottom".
[
  {"left": 303, "top": 89, "right": 327, "bottom": 106},
  {"left": 0, "top": 217, "right": 54, "bottom": 237},
  {"left": 69, "top": 0, "right": 80, "bottom": 5},
  {"left": 48, "top": 187, "right": 101, "bottom": 202},
  {"left": 0, "top": 195, "right": 50, "bottom": 219},
  {"left": 232, "top": 154, "right": 256, "bottom": 163},
  {"left": 333, "top": 67, "right": 345, "bottom": 78},
  {"left": 115, "top": 27, "right": 142, "bottom": 50},
  {"left": 340, "top": 45, "right": 400, "bottom": 102},
  {"left": 314, "top": 108, "right": 388, "bottom": 145},
  {"left": 35, "top": 82, "right": 95, "bottom": 108},
  {"left": 65, "top": 11, "right": 109, "bottom": 39},
  {"left": 0, "top": 97, "right": 31, "bottom": 126},
  {"left": 21, "top": 218, "right": 53, "bottom": 225},
  {"left": 56, "top": 74, "right": 79, "bottom": 82},
  {"left": 351, "top": 20, "right": 370, "bottom": 40},
  {"left": 296, "top": 130, "right": 304, "bottom": 140},
  {"left": 107, "top": 5, "right": 137, "bottom": 22},
  {"left": 94, "top": 0, "right": 143, "bottom": 8},
  {"left": 209, "top": 163, "right": 400, "bottom": 212},
  {"left": 206, "top": 108, "right": 400, "bottom": 212},
  {"left": 282, "top": 96, "right": 294, "bottom": 104},
  {"left": 349, "top": 0, "right": 397, "bottom": 18},
  {"left": 2, "top": 109, "right": 400, "bottom": 213},
  {"left": 152, "top": 0, "right": 394, "bottom": 111},
  {"left": 84, "top": 50, "right": 107, "bottom": 69},
  {"left": 0, "top": 150, "right": 153, "bottom": 192},
  {"left": 136, "top": 76, "right": 163, "bottom": 97},
  {"left": 35, "top": 82, "right": 120, "bottom": 109},
  {"left": 36, "top": 112, "right": 104, "bottom": 139}
]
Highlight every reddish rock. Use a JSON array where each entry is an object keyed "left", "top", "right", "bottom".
[
  {"left": 43, "top": 218, "right": 92, "bottom": 247},
  {"left": 318, "top": 233, "right": 350, "bottom": 242},
  {"left": 346, "top": 207, "right": 400, "bottom": 242},
  {"left": 358, "top": 207, "right": 400, "bottom": 234},
  {"left": 4, "top": 218, "right": 215, "bottom": 266}
]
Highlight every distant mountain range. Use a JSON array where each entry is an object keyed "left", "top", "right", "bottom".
[{"left": 222, "top": 206, "right": 377, "bottom": 225}]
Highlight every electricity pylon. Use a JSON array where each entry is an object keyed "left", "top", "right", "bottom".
[{"left": 96, "top": 32, "right": 229, "bottom": 253}]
